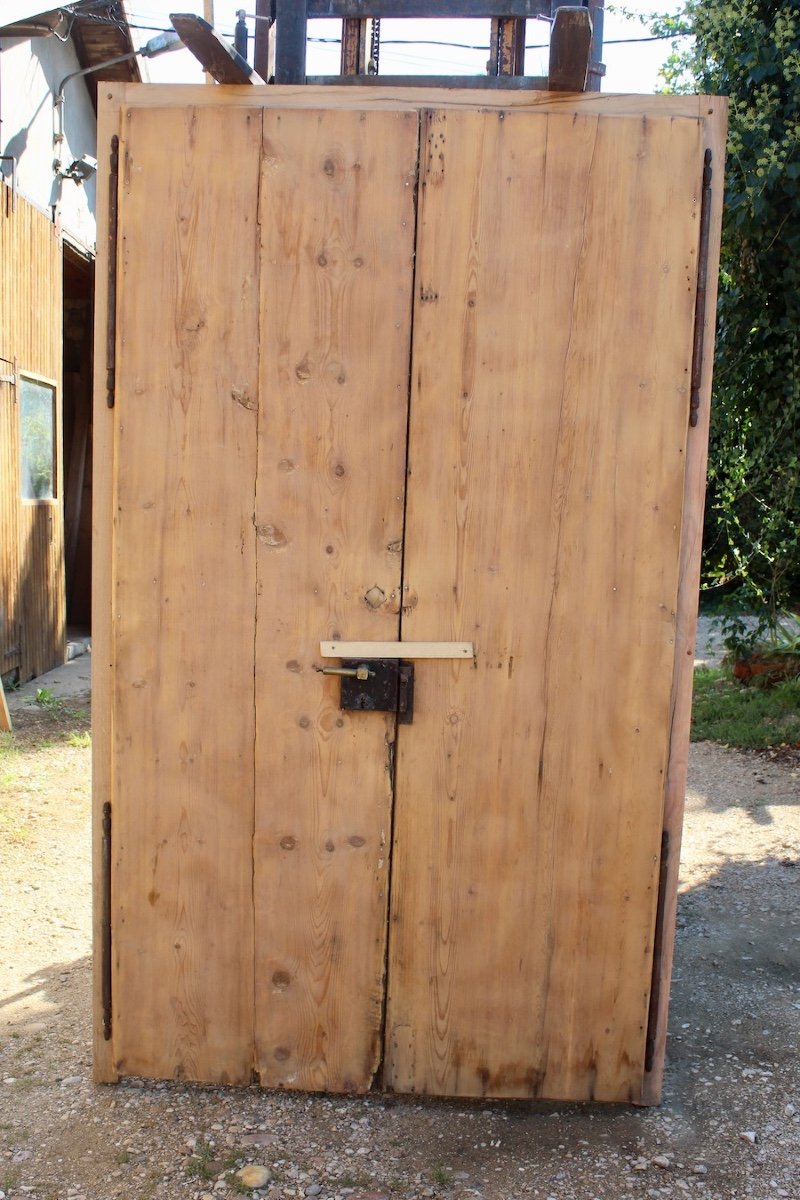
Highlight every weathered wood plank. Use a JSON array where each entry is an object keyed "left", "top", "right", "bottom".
[
  {"left": 641, "top": 96, "right": 728, "bottom": 1106},
  {"left": 101, "top": 83, "right": 721, "bottom": 122},
  {"left": 110, "top": 105, "right": 262, "bottom": 1083},
  {"left": 548, "top": 6, "right": 593, "bottom": 92},
  {"left": 385, "top": 108, "right": 704, "bottom": 1102},
  {"left": 253, "top": 107, "right": 419, "bottom": 1092},
  {"left": 170, "top": 15, "right": 264, "bottom": 84},
  {"left": 91, "top": 103, "right": 120, "bottom": 1084}
]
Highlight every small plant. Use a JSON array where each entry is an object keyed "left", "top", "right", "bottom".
[
  {"left": 115, "top": 1149, "right": 131, "bottom": 1165},
  {"left": 712, "top": 605, "right": 800, "bottom": 685},
  {"left": 67, "top": 730, "right": 91, "bottom": 748},
  {"left": 185, "top": 1139, "right": 216, "bottom": 1181},
  {"left": 432, "top": 1165, "right": 452, "bottom": 1188}
]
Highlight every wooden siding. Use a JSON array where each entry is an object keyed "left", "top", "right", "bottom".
[
  {"left": 0, "top": 379, "right": 20, "bottom": 675},
  {"left": 0, "top": 182, "right": 65, "bottom": 681}
]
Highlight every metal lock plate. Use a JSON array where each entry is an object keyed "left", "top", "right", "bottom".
[{"left": 338, "top": 659, "right": 414, "bottom": 724}]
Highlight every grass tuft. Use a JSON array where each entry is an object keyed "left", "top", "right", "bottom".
[{"left": 692, "top": 668, "right": 800, "bottom": 749}]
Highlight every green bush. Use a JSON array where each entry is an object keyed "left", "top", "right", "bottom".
[{"left": 653, "top": 1, "right": 800, "bottom": 619}]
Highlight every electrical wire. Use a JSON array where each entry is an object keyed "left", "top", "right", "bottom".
[{"left": 52, "top": 8, "right": 693, "bottom": 52}]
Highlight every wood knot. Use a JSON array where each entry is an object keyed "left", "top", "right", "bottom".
[
  {"left": 231, "top": 385, "right": 257, "bottom": 411},
  {"left": 256, "top": 524, "right": 288, "bottom": 549},
  {"left": 364, "top": 585, "right": 385, "bottom": 609}
]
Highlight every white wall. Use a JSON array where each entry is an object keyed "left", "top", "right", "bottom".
[{"left": 0, "top": 32, "right": 97, "bottom": 249}]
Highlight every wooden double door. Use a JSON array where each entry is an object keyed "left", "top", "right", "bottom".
[{"left": 101, "top": 93, "right": 715, "bottom": 1103}]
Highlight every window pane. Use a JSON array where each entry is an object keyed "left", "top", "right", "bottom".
[{"left": 20, "top": 378, "right": 56, "bottom": 500}]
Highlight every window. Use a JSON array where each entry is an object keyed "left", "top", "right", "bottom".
[{"left": 20, "top": 376, "right": 56, "bottom": 500}]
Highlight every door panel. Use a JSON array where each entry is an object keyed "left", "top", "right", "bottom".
[
  {"left": 385, "top": 110, "right": 703, "bottom": 1102},
  {"left": 253, "top": 109, "right": 419, "bottom": 1091},
  {"left": 107, "top": 96, "right": 712, "bottom": 1102},
  {"left": 112, "top": 106, "right": 262, "bottom": 1083}
]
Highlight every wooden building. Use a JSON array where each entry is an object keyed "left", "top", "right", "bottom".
[
  {"left": 0, "top": 186, "right": 65, "bottom": 681},
  {"left": 0, "top": 3, "right": 140, "bottom": 683}
]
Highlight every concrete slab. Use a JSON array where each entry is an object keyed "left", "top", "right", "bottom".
[{"left": 6, "top": 641, "right": 92, "bottom": 713}]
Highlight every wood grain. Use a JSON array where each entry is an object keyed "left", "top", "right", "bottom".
[
  {"left": 253, "top": 108, "right": 419, "bottom": 1092},
  {"left": 102, "top": 83, "right": 720, "bottom": 123},
  {"left": 641, "top": 96, "right": 728, "bottom": 1105},
  {"left": 91, "top": 100, "right": 120, "bottom": 1084},
  {"left": 110, "top": 105, "right": 262, "bottom": 1083},
  {"left": 385, "top": 108, "right": 704, "bottom": 1102}
]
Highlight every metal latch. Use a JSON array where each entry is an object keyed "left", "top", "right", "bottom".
[
  {"left": 318, "top": 664, "right": 373, "bottom": 681},
  {"left": 317, "top": 659, "right": 414, "bottom": 724}
]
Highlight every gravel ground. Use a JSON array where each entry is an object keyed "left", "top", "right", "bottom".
[{"left": 0, "top": 693, "right": 798, "bottom": 1200}]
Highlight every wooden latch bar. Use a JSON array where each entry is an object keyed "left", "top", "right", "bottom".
[{"left": 321, "top": 640, "right": 474, "bottom": 659}]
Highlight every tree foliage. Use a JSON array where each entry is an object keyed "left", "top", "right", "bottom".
[{"left": 655, "top": 1, "right": 800, "bottom": 623}]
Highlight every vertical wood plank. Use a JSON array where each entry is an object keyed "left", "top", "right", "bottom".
[
  {"left": 385, "top": 108, "right": 704, "bottom": 1102},
  {"left": 641, "top": 98, "right": 728, "bottom": 1105},
  {"left": 92, "top": 96, "right": 120, "bottom": 1084},
  {"left": 111, "top": 105, "right": 262, "bottom": 1083},
  {"left": 254, "top": 107, "right": 419, "bottom": 1092}
]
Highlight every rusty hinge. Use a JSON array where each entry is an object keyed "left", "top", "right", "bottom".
[
  {"left": 689, "top": 149, "right": 713, "bottom": 429},
  {"left": 101, "top": 800, "right": 113, "bottom": 1040},
  {"left": 644, "top": 828, "right": 671, "bottom": 1073},
  {"left": 106, "top": 135, "right": 119, "bottom": 410}
]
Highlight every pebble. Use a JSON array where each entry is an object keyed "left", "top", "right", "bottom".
[
  {"left": 304, "top": 1186, "right": 322, "bottom": 1196},
  {"left": 652, "top": 1155, "right": 671, "bottom": 1169},
  {"left": 236, "top": 1164, "right": 271, "bottom": 1188},
  {"left": 60, "top": 1075, "right": 83, "bottom": 1087},
  {"left": 692, "top": 1163, "right": 708, "bottom": 1175},
  {"left": 785, "top": 1103, "right": 796, "bottom": 1117},
  {"left": 739, "top": 1130, "right": 758, "bottom": 1144}
]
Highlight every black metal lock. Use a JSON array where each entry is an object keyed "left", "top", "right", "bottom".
[{"left": 337, "top": 659, "right": 414, "bottom": 723}]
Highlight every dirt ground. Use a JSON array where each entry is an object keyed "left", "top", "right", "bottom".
[{"left": 0, "top": 695, "right": 798, "bottom": 1200}]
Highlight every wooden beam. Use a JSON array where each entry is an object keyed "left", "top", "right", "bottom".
[
  {"left": 274, "top": 0, "right": 307, "bottom": 83},
  {"left": 321, "top": 641, "right": 474, "bottom": 659},
  {"left": 490, "top": 16, "right": 525, "bottom": 75},
  {"left": 253, "top": 0, "right": 273, "bottom": 81},
  {"left": 341, "top": 16, "right": 368, "bottom": 74},
  {"left": 548, "top": 6, "right": 593, "bottom": 92},
  {"left": 169, "top": 14, "right": 264, "bottom": 84}
]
